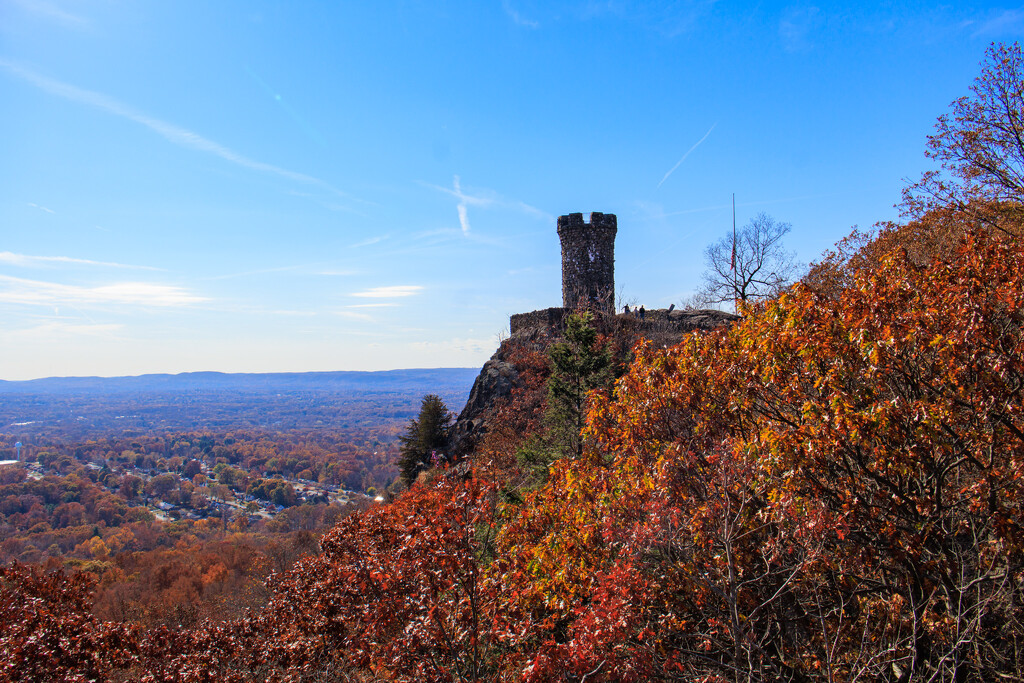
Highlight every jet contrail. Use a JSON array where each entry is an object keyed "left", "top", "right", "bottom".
[
  {"left": 657, "top": 122, "right": 717, "bottom": 190},
  {"left": 0, "top": 60, "right": 347, "bottom": 197}
]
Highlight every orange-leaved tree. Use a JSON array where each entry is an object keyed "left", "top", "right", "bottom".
[
  {"left": 0, "top": 562, "right": 143, "bottom": 682},
  {"left": 258, "top": 476, "right": 503, "bottom": 682},
  {"left": 905, "top": 41, "right": 1024, "bottom": 233},
  {"left": 495, "top": 203, "right": 1024, "bottom": 681}
]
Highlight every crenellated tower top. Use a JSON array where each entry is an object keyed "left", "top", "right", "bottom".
[{"left": 557, "top": 212, "right": 617, "bottom": 315}]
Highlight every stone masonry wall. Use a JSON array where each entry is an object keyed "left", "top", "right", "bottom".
[
  {"left": 509, "top": 307, "right": 567, "bottom": 336},
  {"left": 510, "top": 307, "right": 738, "bottom": 338},
  {"left": 557, "top": 212, "right": 617, "bottom": 316}
]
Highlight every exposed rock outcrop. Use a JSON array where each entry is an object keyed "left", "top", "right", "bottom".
[
  {"left": 451, "top": 358, "right": 518, "bottom": 445},
  {"left": 450, "top": 308, "right": 738, "bottom": 457}
]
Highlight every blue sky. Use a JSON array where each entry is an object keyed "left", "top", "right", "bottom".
[{"left": 2, "top": 1, "right": 1022, "bottom": 380}]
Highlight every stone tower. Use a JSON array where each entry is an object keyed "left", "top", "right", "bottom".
[{"left": 557, "top": 212, "right": 617, "bottom": 315}]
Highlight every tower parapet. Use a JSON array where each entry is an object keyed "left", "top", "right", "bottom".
[{"left": 557, "top": 212, "right": 617, "bottom": 315}]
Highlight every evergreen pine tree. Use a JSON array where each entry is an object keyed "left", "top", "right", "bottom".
[
  {"left": 397, "top": 394, "right": 453, "bottom": 486},
  {"left": 545, "top": 312, "right": 612, "bottom": 459}
]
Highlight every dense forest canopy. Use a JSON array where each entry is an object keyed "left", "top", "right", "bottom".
[{"left": 4, "top": 42, "right": 1024, "bottom": 683}]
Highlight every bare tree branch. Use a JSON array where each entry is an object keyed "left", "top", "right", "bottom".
[{"left": 690, "top": 212, "right": 800, "bottom": 310}]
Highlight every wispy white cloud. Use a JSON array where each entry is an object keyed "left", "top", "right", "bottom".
[
  {"left": 421, "top": 176, "right": 550, "bottom": 234},
  {"left": 779, "top": 6, "right": 824, "bottom": 52},
  {"left": 350, "top": 234, "right": 390, "bottom": 248},
  {"left": 345, "top": 302, "right": 398, "bottom": 308},
  {"left": 320, "top": 201, "right": 368, "bottom": 215},
  {"left": 454, "top": 176, "right": 473, "bottom": 234},
  {"left": 262, "top": 309, "right": 318, "bottom": 317},
  {"left": 580, "top": 0, "right": 717, "bottom": 38},
  {"left": 351, "top": 285, "right": 423, "bottom": 298},
  {"left": 413, "top": 227, "right": 464, "bottom": 240},
  {"left": 503, "top": 1, "right": 539, "bottom": 28},
  {"left": 641, "top": 192, "right": 841, "bottom": 219},
  {"left": 9, "top": 0, "right": 89, "bottom": 28},
  {"left": 507, "top": 266, "right": 538, "bottom": 276},
  {"left": 0, "top": 251, "right": 160, "bottom": 270},
  {"left": 657, "top": 122, "right": 717, "bottom": 189},
  {"left": 0, "top": 61, "right": 349, "bottom": 197},
  {"left": 0, "top": 275, "right": 207, "bottom": 307},
  {"left": 411, "top": 337, "right": 492, "bottom": 354},
  {"left": 405, "top": 225, "right": 516, "bottom": 251},
  {"left": 210, "top": 264, "right": 360, "bottom": 280},
  {"left": 426, "top": 175, "right": 496, "bottom": 208},
  {"left": 515, "top": 201, "right": 551, "bottom": 221},
  {"left": 206, "top": 265, "right": 304, "bottom": 280},
  {"left": 7, "top": 321, "right": 123, "bottom": 341},
  {"left": 27, "top": 202, "right": 55, "bottom": 213},
  {"left": 969, "top": 9, "right": 1024, "bottom": 37},
  {"left": 317, "top": 269, "right": 358, "bottom": 276},
  {"left": 334, "top": 310, "right": 374, "bottom": 321}
]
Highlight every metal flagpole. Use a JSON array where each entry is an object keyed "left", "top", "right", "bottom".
[{"left": 731, "top": 193, "right": 737, "bottom": 308}]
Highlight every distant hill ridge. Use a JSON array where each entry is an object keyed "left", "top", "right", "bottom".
[
  {"left": 0, "top": 368, "right": 479, "bottom": 395},
  {"left": 0, "top": 368, "right": 479, "bottom": 436}
]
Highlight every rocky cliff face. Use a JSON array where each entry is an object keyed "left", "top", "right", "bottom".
[
  {"left": 450, "top": 357, "right": 519, "bottom": 450},
  {"left": 450, "top": 309, "right": 737, "bottom": 458},
  {"left": 449, "top": 325, "right": 556, "bottom": 457}
]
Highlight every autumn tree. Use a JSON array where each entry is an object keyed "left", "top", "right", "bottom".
[
  {"left": 497, "top": 202, "right": 1024, "bottom": 681},
  {"left": 690, "top": 212, "right": 799, "bottom": 309},
  {"left": 253, "top": 478, "right": 502, "bottom": 682},
  {"left": 0, "top": 563, "right": 142, "bottom": 681},
  {"left": 907, "top": 42, "right": 1024, "bottom": 221},
  {"left": 397, "top": 394, "right": 453, "bottom": 486}
]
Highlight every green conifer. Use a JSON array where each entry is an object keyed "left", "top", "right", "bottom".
[
  {"left": 545, "top": 312, "right": 612, "bottom": 459},
  {"left": 397, "top": 394, "right": 453, "bottom": 486}
]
